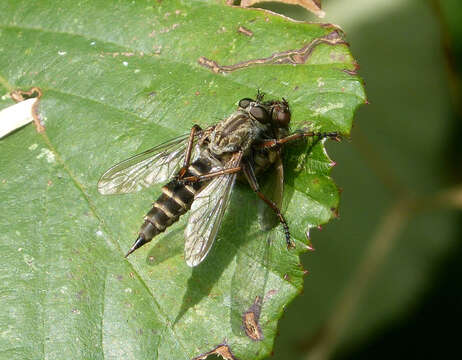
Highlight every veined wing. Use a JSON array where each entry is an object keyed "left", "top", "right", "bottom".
[
  {"left": 98, "top": 134, "right": 195, "bottom": 194},
  {"left": 184, "top": 157, "right": 240, "bottom": 267}
]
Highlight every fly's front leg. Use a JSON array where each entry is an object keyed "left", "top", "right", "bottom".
[
  {"left": 242, "top": 159, "right": 294, "bottom": 249},
  {"left": 258, "top": 130, "right": 341, "bottom": 150},
  {"left": 177, "top": 125, "right": 203, "bottom": 179}
]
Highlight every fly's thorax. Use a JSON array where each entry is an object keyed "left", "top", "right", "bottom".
[{"left": 208, "top": 110, "right": 267, "bottom": 156}]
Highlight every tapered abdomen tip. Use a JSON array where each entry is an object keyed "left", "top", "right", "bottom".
[{"left": 125, "top": 234, "right": 148, "bottom": 258}]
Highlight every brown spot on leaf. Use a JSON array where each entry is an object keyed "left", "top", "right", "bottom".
[
  {"left": 343, "top": 69, "right": 358, "bottom": 76},
  {"left": 198, "top": 31, "right": 346, "bottom": 74},
  {"left": 242, "top": 296, "right": 263, "bottom": 341},
  {"left": 237, "top": 26, "right": 253, "bottom": 37},
  {"left": 10, "top": 87, "right": 44, "bottom": 133},
  {"left": 343, "top": 60, "right": 360, "bottom": 75},
  {"left": 192, "top": 343, "right": 237, "bottom": 360},
  {"left": 264, "top": 289, "right": 278, "bottom": 300},
  {"left": 76, "top": 289, "right": 85, "bottom": 300}
]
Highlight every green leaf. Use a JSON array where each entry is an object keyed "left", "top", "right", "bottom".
[{"left": 0, "top": 1, "right": 365, "bottom": 359}]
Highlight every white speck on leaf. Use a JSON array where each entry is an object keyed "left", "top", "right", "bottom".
[
  {"left": 58, "top": 50, "right": 67, "bottom": 56},
  {"left": 96, "top": 230, "right": 103, "bottom": 237},
  {"left": 134, "top": 69, "right": 140, "bottom": 73},
  {"left": 313, "top": 103, "right": 344, "bottom": 116},
  {"left": 23, "top": 253, "right": 38, "bottom": 270},
  {"left": 36, "top": 148, "right": 56, "bottom": 163},
  {"left": 317, "top": 77, "right": 325, "bottom": 87},
  {"left": 90, "top": 41, "right": 96, "bottom": 46},
  {"left": 28, "top": 143, "right": 38, "bottom": 151},
  {"left": 122, "top": 61, "right": 128, "bottom": 66},
  {"left": 125, "top": 288, "right": 132, "bottom": 293}
]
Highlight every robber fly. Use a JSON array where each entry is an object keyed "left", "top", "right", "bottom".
[{"left": 98, "top": 93, "right": 340, "bottom": 266}]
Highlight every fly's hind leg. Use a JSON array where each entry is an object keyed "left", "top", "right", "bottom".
[
  {"left": 242, "top": 159, "right": 294, "bottom": 249},
  {"left": 179, "top": 166, "right": 242, "bottom": 184},
  {"left": 177, "top": 151, "right": 244, "bottom": 185}
]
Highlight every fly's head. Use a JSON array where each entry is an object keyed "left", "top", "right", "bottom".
[
  {"left": 238, "top": 96, "right": 291, "bottom": 135},
  {"left": 267, "top": 98, "right": 291, "bottom": 129}
]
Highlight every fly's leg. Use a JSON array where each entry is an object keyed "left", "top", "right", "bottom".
[
  {"left": 176, "top": 124, "right": 203, "bottom": 179},
  {"left": 258, "top": 131, "right": 341, "bottom": 150},
  {"left": 242, "top": 159, "right": 294, "bottom": 249},
  {"left": 178, "top": 166, "right": 242, "bottom": 184},
  {"left": 177, "top": 151, "right": 243, "bottom": 185}
]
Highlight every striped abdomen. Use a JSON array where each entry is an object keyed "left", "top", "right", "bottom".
[{"left": 138, "top": 158, "right": 212, "bottom": 244}]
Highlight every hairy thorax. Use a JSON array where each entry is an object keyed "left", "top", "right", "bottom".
[{"left": 208, "top": 110, "right": 265, "bottom": 157}]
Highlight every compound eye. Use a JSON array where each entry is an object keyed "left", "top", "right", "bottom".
[
  {"left": 238, "top": 98, "right": 253, "bottom": 109},
  {"left": 273, "top": 108, "right": 291, "bottom": 127},
  {"left": 250, "top": 105, "right": 270, "bottom": 123}
]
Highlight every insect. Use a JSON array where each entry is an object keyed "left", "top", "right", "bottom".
[{"left": 98, "top": 93, "right": 340, "bottom": 266}]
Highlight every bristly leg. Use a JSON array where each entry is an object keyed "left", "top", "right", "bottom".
[
  {"left": 176, "top": 166, "right": 242, "bottom": 186},
  {"left": 242, "top": 159, "right": 294, "bottom": 249},
  {"left": 257, "top": 131, "right": 341, "bottom": 150}
]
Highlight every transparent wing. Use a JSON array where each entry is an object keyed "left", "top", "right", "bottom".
[
  {"left": 184, "top": 161, "right": 239, "bottom": 267},
  {"left": 98, "top": 134, "right": 194, "bottom": 194}
]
